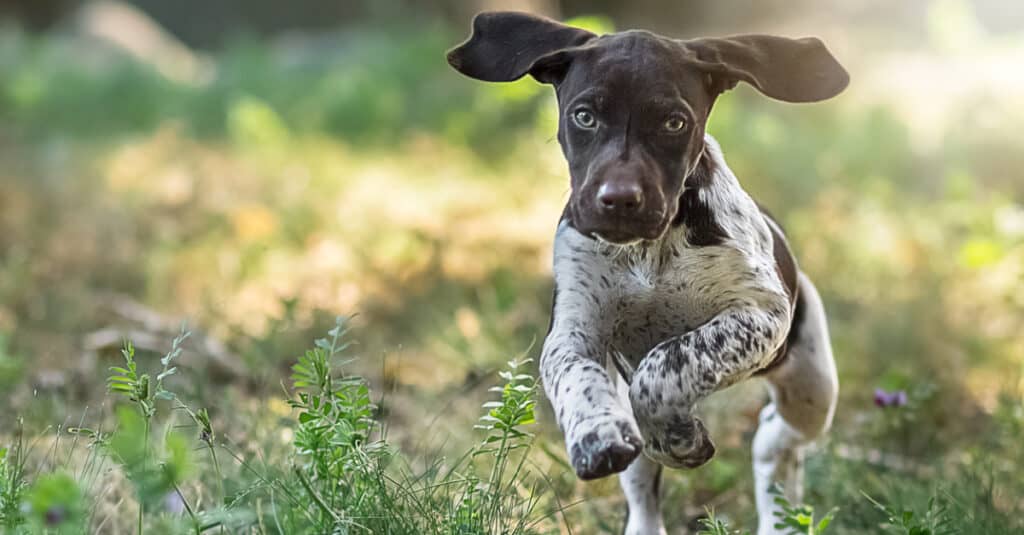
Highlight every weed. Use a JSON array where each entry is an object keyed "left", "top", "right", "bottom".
[
  {"left": 696, "top": 488, "right": 836, "bottom": 535},
  {"left": 864, "top": 493, "right": 956, "bottom": 535},
  {"left": 0, "top": 424, "right": 28, "bottom": 531}
]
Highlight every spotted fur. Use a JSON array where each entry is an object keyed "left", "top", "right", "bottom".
[
  {"left": 447, "top": 13, "right": 844, "bottom": 533},
  {"left": 542, "top": 135, "right": 791, "bottom": 468},
  {"left": 541, "top": 136, "right": 839, "bottom": 535}
]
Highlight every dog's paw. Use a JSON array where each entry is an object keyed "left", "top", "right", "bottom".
[
  {"left": 567, "top": 414, "right": 643, "bottom": 480},
  {"left": 640, "top": 414, "right": 716, "bottom": 469}
]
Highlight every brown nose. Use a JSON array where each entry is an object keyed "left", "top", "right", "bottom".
[{"left": 597, "top": 181, "right": 644, "bottom": 212}]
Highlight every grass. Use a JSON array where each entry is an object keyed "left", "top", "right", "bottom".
[
  {"left": 12, "top": 321, "right": 1003, "bottom": 534},
  {"left": 1, "top": 13, "right": 1024, "bottom": 535},
  {"left": 0, "top": 319, "right": 558, "bottom": 533},
  {"left": 697, "top": 490, "right": 836, "bottom": 535}
]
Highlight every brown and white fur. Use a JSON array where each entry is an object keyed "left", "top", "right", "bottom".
[
  {"left": 544, "top": 137, "right": 837, "bottom": 534},
  {"left": 447, "top": 11, "right": 846, "bottom": 534}
]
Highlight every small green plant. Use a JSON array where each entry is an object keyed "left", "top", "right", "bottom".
[
  {"left": 466, "top": 357, "right": 541, "bottom": 535},
  {"left": 289, "top": 316, "right": 386, "bottom": 481},
  {"left": 0, "top": 424, "right": 28, "bottom": 531},
  {"left": 864, "top": 493, "right": 956, "bottom": 535},
  {"left": 772, "top": 488, "right": 836, "bottom": 535},
  {"left": 696, "top": 489, "right": 836, "bottom": 535},
  {"left": 107, "top": 336, "right": 159, "bottom": 532},
  {"left": 287, "top": 316, "right": 395, "bottom": 531},
  {"left": 282, "top": 318, "right": 550, "bottom": 534},
  {"left": 697, "top": 508, "right": 750, "bottom": 535},
  {"left": 476, "top": 358, "right": 538, "bottom": 447},
  {"left": 106, "top": 325, "right": 210, "bottom": 534}
]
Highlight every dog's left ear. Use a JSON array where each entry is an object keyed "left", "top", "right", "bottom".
[
  {"left": 447, "top": 11, "right": 596, "bottom": 84},
  {"left": 683, "top": 35, "right": 849, "bottom": 103}
]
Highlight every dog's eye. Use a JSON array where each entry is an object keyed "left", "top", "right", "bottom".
[
  {"left": 573, "top": 109, "right": 597, "bottom": 129},
  {"left": 664, "top": 117, "right": 686, "bottom": 133}
]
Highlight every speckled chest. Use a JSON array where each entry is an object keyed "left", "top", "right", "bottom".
[{"left": 594, "top": 237, "right": 737, "bottom": 359}]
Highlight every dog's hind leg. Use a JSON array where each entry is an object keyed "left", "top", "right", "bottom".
[
  {"left": 753, "top": 272, "right": 838, "bottom": 535},
  {"left": 616, "top": 375, "right": 667, "bottom": 535}
]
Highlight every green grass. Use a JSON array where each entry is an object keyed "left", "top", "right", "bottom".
[
  {"left": 0, "top": 319, "right": 556, "bottom": 533},
  {"left": 5, "top": 321, "right": 1006, "bottom": 534},
  {"left": 3, "top": 322, "right": 1022, "bottom": 533}
]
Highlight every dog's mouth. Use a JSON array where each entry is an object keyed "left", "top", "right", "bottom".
[
  {"left": 585, "top": 220, "right": 671, "bottom": 245},
  {"left": 592, "top": 229, "right": 653, "bottom": 246},
  {"left": 576, "top": 211, "right": 673, "bottom": 245},
  {"left": 569, "top": 198, "right": 676, "bottom": 245}
]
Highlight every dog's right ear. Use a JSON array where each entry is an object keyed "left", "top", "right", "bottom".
[{"left": 446, "top": 11, "right": 596, "bottom": 84}]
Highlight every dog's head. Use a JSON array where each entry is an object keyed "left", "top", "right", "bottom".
[{"left": 448, "top": 12, "right": 848, "bottom": 244}]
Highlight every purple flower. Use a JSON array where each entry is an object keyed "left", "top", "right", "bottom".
[
  {"left": 44, "top": 505, "right": 67, "bottom": 526},
  {"left": 164, "top": 491, "right": 186, "bottom": 514},
  {"left": 874, "top": 388, "right": 908, "bottom": 408}
]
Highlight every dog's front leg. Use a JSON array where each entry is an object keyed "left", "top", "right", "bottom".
[
  {"left": 541, "top": 323, "right": 643, "bottom": 479},
  {"left": 629, "top": 298, "right": 790, "bottom": 468},
  {"left": 541, "top": 223, "right": 644, "bottom": 479}
]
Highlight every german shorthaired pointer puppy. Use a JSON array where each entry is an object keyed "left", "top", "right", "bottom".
[{"left": 448, "top": 12, "right": 846, "bottom": 534}]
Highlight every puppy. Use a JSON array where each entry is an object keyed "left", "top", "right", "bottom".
[{"left": 448, "top": 12, "right": 845, "bottom": 535}]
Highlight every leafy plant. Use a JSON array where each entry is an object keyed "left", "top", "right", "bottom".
[
  {"left": 475, "top": 357, "right": 537, "bottom": 448},
  {"left": 697, "top": 508, "right": 751, "bottom": 535},
  {"left": 286, "top": 316, "right": 395, "bottom": 531},
  {"left": 0, "top": 424, "right": 28, "bottom": 531},
  {"left": 459, "top": 357, "right": 542, "bottom": 535},
  {"left": 772, "top": 488, "right": 836, "bottom": 535},
  {"left": 864, "top": 492, "right": 956, "bottom": 535},
  {"left": 106, "top": 326, "right": 210, "bottom": 533},
  {"left": 696, "top": 489, "right": 836, "bottom": 535},
  {"left": 289, "top": 316, "right": 385, "bottom": 481}
]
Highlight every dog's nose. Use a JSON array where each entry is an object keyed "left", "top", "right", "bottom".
[{"left": 597, "top": 181, "right": 644, "bottom": 212}]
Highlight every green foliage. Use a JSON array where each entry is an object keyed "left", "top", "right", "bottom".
[
  {"left": 563, "top": 15, "right": 616, "bottom": 35},
  {"left": 5, "top": 312, "right": 1024, "bottom": 533},
  {"left": 803, "top": 391, "right": 1024, "bottom": 535},
  {"left": 105, "top": 326, "right": 201, "bottom": 531},
  {"left": 697, "top": 508, "right": 750, "bottom": 535},
  {"left": 106, "top": 406, "right": 195, "bottom": 512},
  {"left": 9, "top": 316, "right": 551, "bottom": 533},
  {"left": 771, "top": 488, "right": 836, "bottom": 535},
  {"left": 696, "top": 490, "right": 836, "bottom": 535},
  {"left": 865, "top": 493, "right": 955, "bottom": 535},
  {"left": 0, "top": 27, "right": 547, "bottom": 158},
  {"left": 282, "top": 318, "right": 548, "bottom": 534},
  {"left": 107, "top": 340, "right": 152, "bottom": 415},
  {"left": 25, "top": 472, "right": 87, "bottom": 534},
  {"left": 475, "top": 357, "right": 537, "bottom": 447},
  {"left": 0, "top": 427, "right": 27, "bottom": 531},
  {"left": 286, "top": 317, "right": 395, "bottom": 532},
  {"left": 463, "top": 357, "right": 544, "bottom": 535},
  {"left": 0, "top": 335, "right": 22, "bottom": 392}
]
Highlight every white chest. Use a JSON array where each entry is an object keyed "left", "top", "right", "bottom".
[{"left": 605, "top": 243, "right": 729, "bottom": 357}]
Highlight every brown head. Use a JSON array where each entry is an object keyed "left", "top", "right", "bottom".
[{"left": 447, "top": 12, "right": 848, "bottom": 244}]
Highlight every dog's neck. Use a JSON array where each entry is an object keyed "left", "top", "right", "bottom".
[{"left": 672, "top": 139, "right": 731, "bottom": 248}]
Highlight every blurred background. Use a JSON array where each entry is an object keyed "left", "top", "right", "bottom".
[{"left": 2, "top": 0, "right": 1023, "bottom": 532}]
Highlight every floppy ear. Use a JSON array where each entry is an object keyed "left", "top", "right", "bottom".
[
  {"left": 683, "top": 35, "right": 849, "bottom": 103},
  {"left": 446, "top": 11, "right": 596, "bottom": 84}
]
